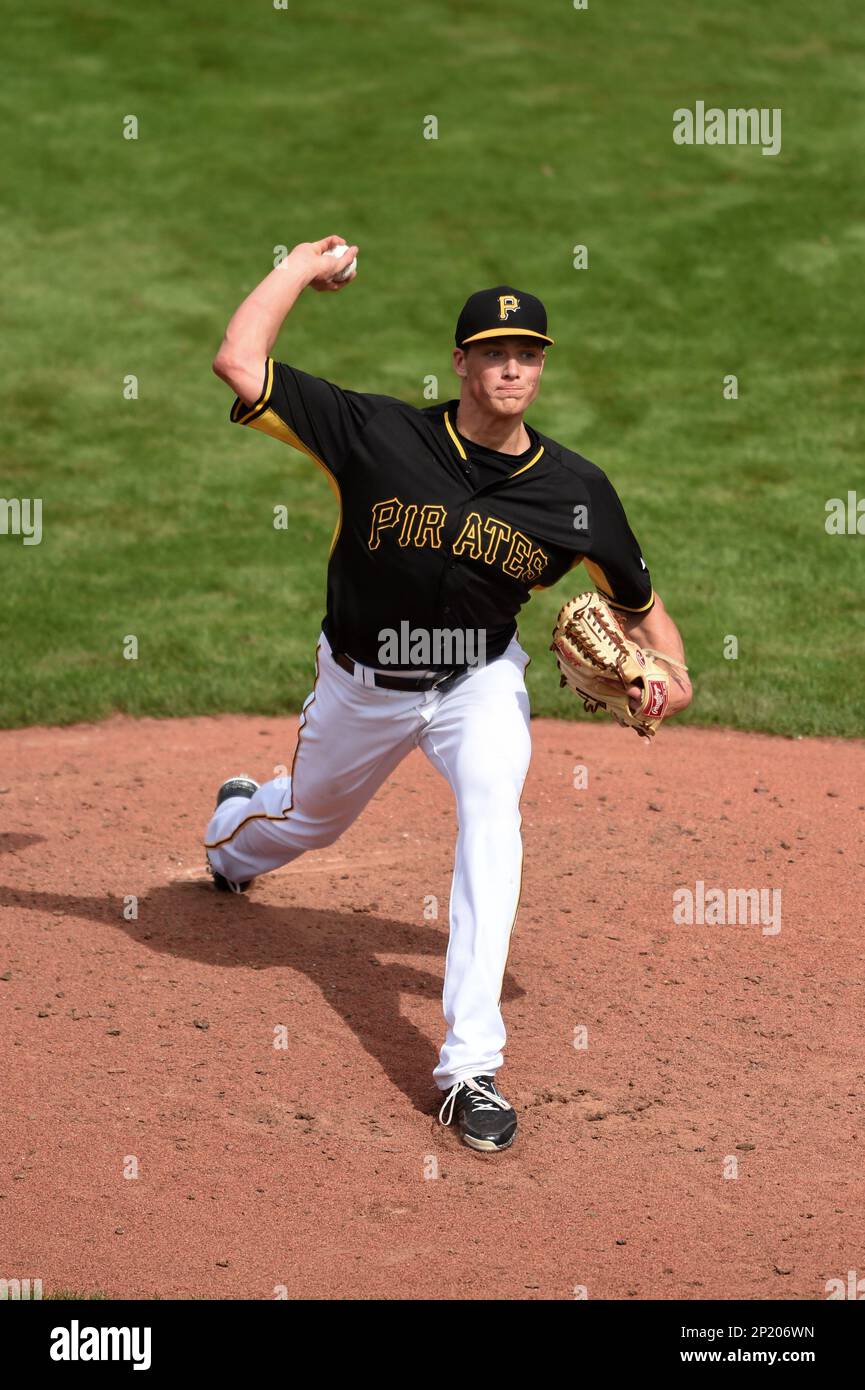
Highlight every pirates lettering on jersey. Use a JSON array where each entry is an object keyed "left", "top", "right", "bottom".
[
  {"left": 369, "top": 499, "right": 447, "bottom": 551},
  {"left": 228, "top": 358, "right": 655, "bottom": 668},
  {"left": 369, "top": 497, "right": 550, "bottom": 585},
  {"left": 452, "top": 510, "right": 548, "bottom": 583}
]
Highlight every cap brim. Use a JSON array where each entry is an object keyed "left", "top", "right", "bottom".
[{"left": 460, "top": 328, "right": 555, "bottom": 346}]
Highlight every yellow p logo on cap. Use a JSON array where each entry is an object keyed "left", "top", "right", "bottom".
[{"left": 497, "top": 295, "right": 520, "bottom": 321}]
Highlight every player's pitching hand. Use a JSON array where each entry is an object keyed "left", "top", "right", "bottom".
[
  {"left": 592, "top": 677, "right": 643, "bottom": 714},
  {"left": 301, "top": 235, "right": 359, "bottom": 292}
]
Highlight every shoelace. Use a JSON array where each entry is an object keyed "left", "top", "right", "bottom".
[
  {"left": 206, "top": 854, "right": 247, "bottom": 894},
  {"left": 438, "top": 1076, "right": 511, "bottom": 1126}
]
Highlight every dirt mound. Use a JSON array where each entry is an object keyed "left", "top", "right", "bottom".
[{"left": 1, "top": 714, "right": 862, "bottom": 1299}]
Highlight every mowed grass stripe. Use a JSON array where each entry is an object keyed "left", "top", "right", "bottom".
[{"left": 1, "top": 1, "right": 861, "bottom": 733}]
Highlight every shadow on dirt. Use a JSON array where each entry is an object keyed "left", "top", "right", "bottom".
[
  {"left": 0, "top": 878, "right": 525, "bottom": 1112},
  {"left": 0, "top": 833, "right": 46, "bottom": 854}
]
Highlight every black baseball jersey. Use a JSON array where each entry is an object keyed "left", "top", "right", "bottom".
[{"left": 230, "top": 358, "right": 654, "bottom": 669}]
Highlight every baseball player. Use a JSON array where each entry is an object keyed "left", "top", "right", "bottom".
[{"left": 204, "top": 235, "right": 692, "bottom": 1152}]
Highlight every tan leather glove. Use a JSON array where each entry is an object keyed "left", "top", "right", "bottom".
[{"left": 550, "top": 591, "right": 674, "bottom": 739}]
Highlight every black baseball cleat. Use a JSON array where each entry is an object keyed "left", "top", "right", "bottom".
[
  {"left": 438, "top": 1074, "right": 518, "bottom": 1152},
  {"left": 206, "top": 775, "right": 259, "bottom": 894}
]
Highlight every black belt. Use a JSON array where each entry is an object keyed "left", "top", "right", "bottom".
[{"left": 332, "top": 651, "right": 466, "bottom": 693}]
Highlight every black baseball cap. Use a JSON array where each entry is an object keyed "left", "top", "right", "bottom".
[{"left": 455, "top": 285, "right": 555, "bottom": 348}]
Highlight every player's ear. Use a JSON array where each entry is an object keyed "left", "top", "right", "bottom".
[{"left": 452, "top": 346, "right": 468, "bottom": 378}]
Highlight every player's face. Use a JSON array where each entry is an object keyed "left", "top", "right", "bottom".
[{"left": 453, "top": 337, "right": 545, "bottom": 417}]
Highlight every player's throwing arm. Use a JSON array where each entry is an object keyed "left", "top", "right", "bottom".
[{"left": 213, "top": 235, "right": 359, "bottom": 406}]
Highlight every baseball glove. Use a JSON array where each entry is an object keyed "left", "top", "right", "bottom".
[{"left": 550, "top": 591, "right": 679, "bottom": 739}]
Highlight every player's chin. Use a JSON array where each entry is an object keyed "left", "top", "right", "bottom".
[{"left": 489, "top": 394, "right": 526, "bottom": 413}]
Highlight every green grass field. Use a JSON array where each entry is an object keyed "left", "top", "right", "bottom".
[{"left": 1, "top": 1, "right": 861, "bottom": 735}]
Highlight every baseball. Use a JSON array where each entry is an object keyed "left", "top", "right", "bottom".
[{"left": 324, "top": 243, "right": 358, "bottom": 282}]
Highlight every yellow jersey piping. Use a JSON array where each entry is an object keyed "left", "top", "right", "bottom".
[
  {"left": 231, "top": 358, "right": 274, "bottom": 425},
  {"left": 443, "top": 411, "right": 544, "bottom": 479}
]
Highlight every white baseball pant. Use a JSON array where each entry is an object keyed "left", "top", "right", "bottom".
[{"left": 204, "top": 629, "right": 532, "bottom": 1091}]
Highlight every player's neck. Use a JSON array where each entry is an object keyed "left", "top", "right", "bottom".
[{"left": 454, "top": 400, "right": 531, "bottom": 456}]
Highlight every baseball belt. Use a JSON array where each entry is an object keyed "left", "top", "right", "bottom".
[{"left": 332, "top": 651, "right": 467, "bottom": 694}]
